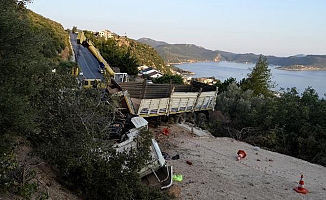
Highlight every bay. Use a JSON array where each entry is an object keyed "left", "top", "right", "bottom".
[{"left": 177, "top": 61, "right": 326, "bottom": 97}]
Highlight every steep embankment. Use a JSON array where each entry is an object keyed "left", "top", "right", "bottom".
[
  {"left": 27, "top": 11, "right": 71, "bottom": 60},
  {"left": 1, "top": 2, "right": 78, "bottom": 199}
]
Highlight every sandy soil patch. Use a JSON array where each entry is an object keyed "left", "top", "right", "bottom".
[{"left": 152, "top": 123, "right": 326, "bottom": 200}]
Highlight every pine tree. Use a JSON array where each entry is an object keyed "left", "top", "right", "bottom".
[{"left": 241, "top": 55, "right": 274, "bottom": 97}]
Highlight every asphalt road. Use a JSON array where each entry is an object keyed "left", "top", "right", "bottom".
[{"left": 70, "top": 33, "right": 103, "bottom": 79}]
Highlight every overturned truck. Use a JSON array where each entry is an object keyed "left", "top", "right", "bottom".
[{"left": 119, "top": 80, "right": 218, "bottom": 126}]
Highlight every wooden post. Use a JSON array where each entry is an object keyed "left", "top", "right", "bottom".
[{"left": 142, "top": 79, "right": 146, "bottom": 99}]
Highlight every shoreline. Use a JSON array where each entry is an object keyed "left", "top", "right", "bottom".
[
  {"left": 170, "top": 61, "right": 326, "bottom": 72},
  {"left": 276, "top": 66, "right": 326, "bottom": 71}
]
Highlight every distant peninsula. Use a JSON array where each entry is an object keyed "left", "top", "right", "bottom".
[
  {"left": 137, "top": 38, "right": 326, "bottom": 71},
  {"left": 276, "top": 65, "right": 326, "bottom": 71}
]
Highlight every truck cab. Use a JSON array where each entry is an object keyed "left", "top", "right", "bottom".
[{"left": 114, "top": 117, "right": 173, "bottom": 189}]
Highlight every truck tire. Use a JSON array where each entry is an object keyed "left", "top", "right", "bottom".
[
  {"left": 196, "top": 113, "right": 207, "bottom": 128},
  {"left": 187, "top": 113, "right": 196, "bottom": 124},
  {"left": 176, "top": 113, "right": 186, "bottom": 124}
]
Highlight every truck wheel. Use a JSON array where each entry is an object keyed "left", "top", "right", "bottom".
[
  {"left": 196, "top": 113, "right": 207, "bottom": 128},
  {"left": 176, "top": 113, "right": 186, "bottom": 124},
  {"left": 179, "top": 113, "right": 187, "bottom": 124},
  {"left": 187, "top": 113, "right": 196, "bottom": 124}
]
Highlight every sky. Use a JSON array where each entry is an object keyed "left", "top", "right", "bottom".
[{"left": 29, "top": 0, "right": 326, "bottom": 57}]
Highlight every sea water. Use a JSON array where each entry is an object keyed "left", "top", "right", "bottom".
[{"left": 177, "top": 61, "right": 326, "bottom": 97}]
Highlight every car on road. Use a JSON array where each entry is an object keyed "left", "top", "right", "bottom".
[{"left": 98, "top": 66, "right": 104, "bottom": 74}]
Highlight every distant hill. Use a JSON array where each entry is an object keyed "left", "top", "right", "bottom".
[
  {"left": 156, "top": 44, "right": 219, "bottom": 63},
  {"left": 137, "top": 38, "right": 326, "bottom": 70},
  {"left": 137, "top": 38, "right": 169, "bottom": 48},
  {"left": 267, "top": 55, "right": 326, "bottom": 69},
  {"left": 113, "top": 36, "right": 170, "bottom": 73},
  {"left": 294, "top": 54, "right": 306, "bottom": 57}
]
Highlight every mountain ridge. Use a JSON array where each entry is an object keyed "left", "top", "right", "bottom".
[{"left": 137, "top": 38, "right": 326, "bottom": 69}]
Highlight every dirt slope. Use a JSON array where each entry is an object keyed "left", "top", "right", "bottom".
[
  {"left": 0, "top": 138, "right": 81, "bottom": 200},
  {"left": 153, "top": 124, "right": 326, "bottom": 200}
]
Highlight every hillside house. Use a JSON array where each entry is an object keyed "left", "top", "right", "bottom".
[
  {"left": 148, "top": 71, "right": 163, "bottom": 78},
  {"left": 98, "top": 30, "right": 114, "bottom": 40},
  {"left": 195, "top": 77, "right": 218, "bottom": 85},
  {"left": 138, "top": 66, "right": 163, "bottom": 79},
  {"left": 138, "top": 65, "right": 149, "bottom": 71}
]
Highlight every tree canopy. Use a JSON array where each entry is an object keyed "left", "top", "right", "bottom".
[
  {"left": 241, "top": 55, "right": 274, "bottom": 97},
  {"left": 152, "top": 74, "right": 184, "bottom": 84}
]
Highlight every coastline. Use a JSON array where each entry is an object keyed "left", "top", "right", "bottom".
[
  {"left": 276, "top": 65, "right": 326, "bottom": 71},
  {"left": 171, "top": 61, "right": 326, "bottom": 72},
  {"left": 169, "top": 63, "right": 196, "bottom": 75},
  {"left": 169, "top": 60, "right": 218, "bottom": 66}
]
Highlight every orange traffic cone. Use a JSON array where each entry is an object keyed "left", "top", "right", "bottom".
[
  {"left": 237, "top": 150, "right": 247, "bottom": 161},
  {"left": 294, "top": 174, "right": 309, "bottom": 194}
]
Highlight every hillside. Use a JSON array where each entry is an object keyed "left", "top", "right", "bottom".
[
  {"left": 1, "top": 2, "right": 172, "bottom": 199},
  {"left": 137, "top": 38, "right": 326, "bottom": 70},
  {"left": 87, "top": 34, "right": 171, "bottom": 74},
  {"left": 157, "top": 44, "right": 220, "bottom": 64},
  {"left": 114, "top": 36, "right": 170, "bottom": 73},
  {"left": 0, "top": 1, "right": 77, "bottom": 199},
  {"left": 27, "top": 11, "right": 71, "bottom": 60},
  {"left": 137, "top": 37, "right": 169, "bottom": 48}
]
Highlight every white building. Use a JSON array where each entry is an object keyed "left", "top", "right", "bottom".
[
  {"left": 138, "top": 65, "right": 149, "bottom": 71},
  {"left": 98, "top": 30, "right": 114, "bottom": 40},
  {"left": 148, "top": 71, "right": 163, "bottom": 78}
]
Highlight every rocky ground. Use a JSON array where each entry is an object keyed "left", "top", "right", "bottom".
[{"left": 152, "top": 123, "right": 326, "bottom": 200}]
